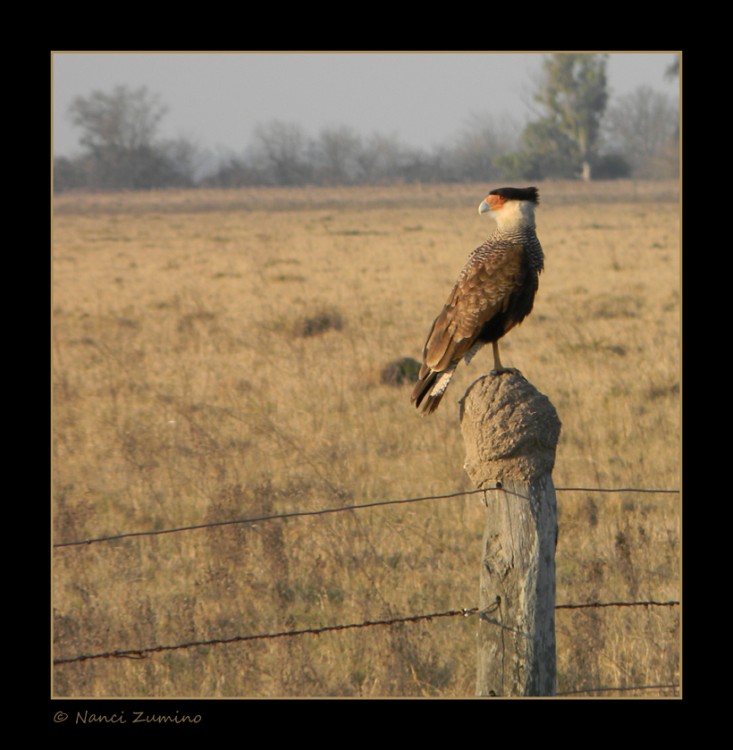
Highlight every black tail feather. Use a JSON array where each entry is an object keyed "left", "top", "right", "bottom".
[
  {"left": 411, "top": 370, "right": 438, "bottom": 411},
  {"left": 411, "top": 367, "right": 454, "bottom": 415}
]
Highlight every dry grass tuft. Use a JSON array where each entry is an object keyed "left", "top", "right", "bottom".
[
  {"left": 380, "top": 357, "right": 421, "bottom": 386},
  {"left": 292, "top": 308, "right": 345, "bottom": 338}
]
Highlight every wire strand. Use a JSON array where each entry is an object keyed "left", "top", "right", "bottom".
[
  {"left": 53, "top": 485, "right": 680, "bottom": 549},
  {"left": 556, "top": 600, "right": 680, "bottom": 610},
  {"left": 52, "top": 489, "right": 488, "bottom": 548},
  {"left": 557, "top": 683, "right": 680, "bottom": 696},
  {"left": 53, "top": 599, "right": 679, "bottom": 667},
  {"left": 53, "top": 607, "right": 479, "bottom": 665}
]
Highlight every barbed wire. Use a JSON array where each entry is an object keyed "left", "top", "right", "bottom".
[
  {"left": 53, "top": 607, "right": 480, "bottom": 665},
  {"left": 556, "top": 600, "right": 680, "bottom": 610},
  {"left": 53, "top": 598, "right": 679, "bottom": 667},
  {"left": 53, "top": 485, "right": 680, "bottom": 550},
  {"left": 557, "top": 683, "right": 680, "bottom": 696},
  {"left": 556, "top": 487, "right": 679, "bottom": 494}
]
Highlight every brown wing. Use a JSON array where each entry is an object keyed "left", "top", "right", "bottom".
[{"left": 419, "top": 242, "right": 526, "bottom": 377}]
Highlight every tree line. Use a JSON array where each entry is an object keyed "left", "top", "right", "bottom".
[{"left": 54, "top": 54, "right": 679, "bottom": 193}]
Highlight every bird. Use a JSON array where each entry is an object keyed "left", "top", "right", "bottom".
[{"left": 411, "top": 186, "right": 544, "bottom": 415}]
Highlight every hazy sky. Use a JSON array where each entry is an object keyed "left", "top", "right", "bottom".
[{"left": 52, "top": 52, "right": 680, "bottom": 158}]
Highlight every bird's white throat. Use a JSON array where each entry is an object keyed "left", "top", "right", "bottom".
[{"left": 491, "top": 200, "right": 536, "bottom": 233}]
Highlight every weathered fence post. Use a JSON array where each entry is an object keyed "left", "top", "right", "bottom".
[{"left": 460, "top": 370, "right": 561, "bottom": 697}]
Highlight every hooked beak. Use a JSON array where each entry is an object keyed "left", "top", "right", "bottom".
[{"left": 478, "top": 200, "right": 491, "bottom": 215}]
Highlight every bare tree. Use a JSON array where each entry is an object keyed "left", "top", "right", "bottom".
[
  {"left": 355, "top": 132, "right": 413, "bottom": 184},
  {"left": 312, "top": 126, "right": 364, "bottom": 185},
  {"left": 251, "top": 121, "right": 312, "bottom": 185},
  {"left": 69, "top": 85, "right": 167, "bottom": 153},
  {"left": 68, "top": 86, "right": 166, "bottom": 188},
  {"left": 665, "top": 55, "right": 680, "bottom": 81},
  {"left": 65, "top": 85, "right": 197, "bottom": 190},
  {"left": 605, "top": 86, "right": 679, "bottom": 178},
  {"left": 448, "top": 112, "right": 521, "bottom": 181}
]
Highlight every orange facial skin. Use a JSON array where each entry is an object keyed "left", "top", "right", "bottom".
[{"left": 484, "top": 193, "right": 507, "bottom": 211}]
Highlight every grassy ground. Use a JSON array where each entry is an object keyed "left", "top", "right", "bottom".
[{"left": 52, "top": 181, "right": 681, "bottom": 697}]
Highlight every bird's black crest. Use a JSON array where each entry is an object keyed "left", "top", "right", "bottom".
[{"left": 489, "top": 186, "right": 539, "bottom": 204}]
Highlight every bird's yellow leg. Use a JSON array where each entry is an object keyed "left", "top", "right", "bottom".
[{"left": 492, "top": 340, "right": 504, "bottom": 373}]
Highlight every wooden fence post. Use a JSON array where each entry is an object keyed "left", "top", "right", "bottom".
[{"left": 460, "top": 371, "right": 561, "bottom": 697}]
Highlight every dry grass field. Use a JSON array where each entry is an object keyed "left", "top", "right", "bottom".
[{"left": 52, "top": 181, "right": 681, "bottom": 698}]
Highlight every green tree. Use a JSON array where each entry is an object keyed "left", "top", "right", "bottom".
[
  {"left": 532, "top": 53, "right": 609, "bottom": 181},
  {"left": 496, "top": 119, "right": 580, "bottom": 180}
]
